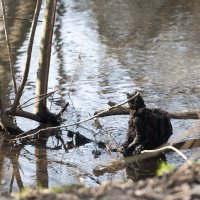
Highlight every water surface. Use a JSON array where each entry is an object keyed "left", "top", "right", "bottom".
[{"left": 0, "top": 0, "right": 200, "bottom": 192}]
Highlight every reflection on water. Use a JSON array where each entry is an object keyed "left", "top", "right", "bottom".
[
  {"left": 0, "top": 0, "right": 36, "bottom": 109},
  {"left": 0, "top": 136, "right": 24, "bottom": 192},
  {"left": 91, "top": 0, "right": 200, "bottom": 110},
  {"left": 126, "top": 155, "right": 166, "bottom": 182},
  {"left": 35, "top": 139, "right": 48, "bottom": 188},
  {"left": 0, "top": 0, "right": 200, "bottom": 192}
]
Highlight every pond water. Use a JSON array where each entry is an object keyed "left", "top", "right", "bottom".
[{"left": 0, "top": 0, "right": 200, "bottom": 192}]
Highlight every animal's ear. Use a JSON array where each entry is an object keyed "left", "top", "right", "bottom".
[
  {"left": 127, "top": 93, "right": 131, "bottom": 98},
  {"left": 127, "top": 91, "right": 138, "bottom": 99}
]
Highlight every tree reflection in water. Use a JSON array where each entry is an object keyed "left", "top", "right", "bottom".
[
  {"left": 125, "top": 155, "right": 166, "bottom": 182},
  {"left": 0, "top": 135, "right": 24, "bottom": 192},
  {"left": 0, "top": 127, "right": 53, "bottom": 192},
  {"left": 35, "top": 138, "right": 48, "bottom": 188}
]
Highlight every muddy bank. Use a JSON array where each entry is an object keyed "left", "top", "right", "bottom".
[{"left": 2, "top": 162, "right": 199, "bottom": 200}]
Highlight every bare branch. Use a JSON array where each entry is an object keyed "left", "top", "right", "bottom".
[
  {"left": 0, "top": 16, "right": 42, "bottom": 22},
  {"left": 12, "top": 110, "right": 40, "bottom": 122},
  {"left": 95, "top": 101, "right": 200, "bottom": 119},
  {"left": 18, "top": 89, "right": 58, "bottom": 109},
  {"left": 142, "top": 146, "right": 191, "bottom": 164},
  {"left": 94, "top": 106, "right": 129, "bottom": 117},
  {"left": 56, "top": 102, "right": 69, "bottom": 117},
  {"left": 68, "top": 24, "right": 84, "bottom": 93},
  {"left": 169, "top": 111, "right": 200, "bottom": 119}
]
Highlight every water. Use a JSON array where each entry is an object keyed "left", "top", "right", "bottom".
[{"left": 0, "top": 0, "right": 200, "bottom": 192}]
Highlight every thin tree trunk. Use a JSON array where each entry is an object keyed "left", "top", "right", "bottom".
[
  {"left": 35, "top": 0, "right": 57, "bottom": 124},
  {"left": 0, "top": 83, "right": 22, "bottom": 134}
]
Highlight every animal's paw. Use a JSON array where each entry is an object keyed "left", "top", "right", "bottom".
[
  {"left": 118, "top": 145, "right": 126, "bottom": 153},
  {"left": 132, "top": 145, "right": 144, "bottom": 155},
  {"left": 120, "top": 142, "right": 129, "bottom": 151}
]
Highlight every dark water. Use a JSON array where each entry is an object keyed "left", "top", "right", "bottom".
[{"left": 0, "top": 0, "right": 200, "bottom": 192}]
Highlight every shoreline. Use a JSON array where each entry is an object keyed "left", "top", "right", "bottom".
[{"left": 2, "top": 162, "right": 200, "bottom": 200}]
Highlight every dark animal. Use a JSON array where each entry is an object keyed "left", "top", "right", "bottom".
[{"left": 121, "top": 92, "right": 173, "bottom": 156}]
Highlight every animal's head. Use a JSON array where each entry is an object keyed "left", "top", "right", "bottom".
[{"left": 127, "top": 91, "right": 146, "bottom": 110}]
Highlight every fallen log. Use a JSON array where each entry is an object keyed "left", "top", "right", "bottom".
[{"left": 94, "top": 102, "right": 200, "bottom": 119}]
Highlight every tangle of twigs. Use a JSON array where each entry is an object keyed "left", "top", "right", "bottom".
[{"left": 11, "top": 92, "right": 139, "bottom": 141}]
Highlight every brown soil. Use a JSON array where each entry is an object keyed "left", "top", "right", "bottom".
[{"left": 2, "top": 163, "right": 200, "bottom": 200}]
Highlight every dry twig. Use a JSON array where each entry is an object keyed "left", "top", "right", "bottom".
[
  {"left": 68, "top": 24, "right": 85, "bottom": 93},
  {"left": 0, "top": 16, "right": 42, "bottom": 22},
  {"left": 18, "top": 89, "right": 58, "bottom": 109}
]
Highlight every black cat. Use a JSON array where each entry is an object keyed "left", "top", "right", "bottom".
[{"left": 121, "top": 92, "right": 173, "bottom": 156}]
